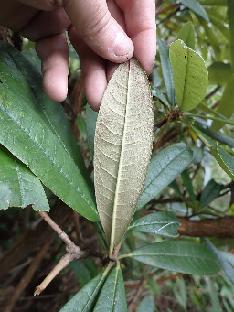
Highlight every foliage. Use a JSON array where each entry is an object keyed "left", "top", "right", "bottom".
[{"left": 0, "top": 0, "right": 234, "bottom": 311}]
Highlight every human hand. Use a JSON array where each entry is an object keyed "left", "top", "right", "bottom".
[{"left": 0, "top": 0, "right": 156, "bottom": 110}]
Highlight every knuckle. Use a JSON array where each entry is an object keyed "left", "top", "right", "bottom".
[{"left": 85, "top": 7, "right": 112, "bottom": 38}]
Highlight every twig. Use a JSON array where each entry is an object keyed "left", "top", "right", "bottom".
[
  {"left": 34, "top": 212, "right": 81, "bottom": 296},
  {"left": 128, "top": 279, "right": 145, "bottom": 312},
  {"left": 4, "top": 239, "right": 52, "bottom": 312}
]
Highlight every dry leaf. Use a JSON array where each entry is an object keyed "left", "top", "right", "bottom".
[{"left": 94, "top": 59, "right": 154, "bottom": 253}]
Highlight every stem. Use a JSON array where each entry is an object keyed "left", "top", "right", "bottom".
[{"left": 185, "top": 113, "right": 234, "bottom": 126}]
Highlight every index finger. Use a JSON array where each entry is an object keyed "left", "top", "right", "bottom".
[{"left": 116, "top": 0, "right": 156, "bottom": 74}]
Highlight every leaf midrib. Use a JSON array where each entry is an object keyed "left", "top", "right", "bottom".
[
  {"left": 110, "top": 61, "right": 131, "bottom": 252},
  {"left": 0, "top": 105, "right": 94, "bottom": 211}
]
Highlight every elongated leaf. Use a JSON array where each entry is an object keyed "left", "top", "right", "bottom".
[
  {"left": 207, "top": 241, "right": 234, "bottom": 284},
  {"left": 200, "top": 179, "right": 226, "bottom": 207},
  {"left": 60, "top": 265, "right": 112, "bottom": 312},
  {"left": 158, "top": 39, "right": 176, "bottom": 105},
  {"left": 127, "top": 241, "right": 220, "bottom": 275},
  {"left": 128, "top": 211, "right": 179, "bottom": 238},
  {"left": 94, "top": 59, "right": 154, "bottom": 252},
  {"left": 181, "top": 0, "right": 209, "bottom": 21},
  {"left": 212, "top": 145, "right": 234, "bottom": 179},
  {"left": 194, "top": 122, "right": 234, "bottom": 148},
  {"left": 177, "top": 22, "right": 197, "bottom": 49},
  {"left": 94, "top": 265, "right": 127, "bottom": 312},
  {"left": 85, "top": 105, "right": 98, "bottom": 158},
  {"left": 138, "top": 143, "right": 193, "bottom": 209},
  {"left": 212, "top": 75, "right": 234, "bottom": 130},
  {"left": 0, "top": 43, "right": 97, "bottom": 221},
  {"left": 137, "top": 296, "right": 155, "bottom": 312},
  {"left": 169, "top": 40, "right": 208, "bottom": 111},
  {"left": 208, "top": 62, "right": 232, "bottom": 85},
  {"left": 0, "top": 148, "right": 49, "bottom": 211},
  {"left": 228, "top": 0, "right": 234, "bottom": 68}
]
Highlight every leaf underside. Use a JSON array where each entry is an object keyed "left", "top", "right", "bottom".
[{"left": 94, "top": 59, "right": 154, "bottom": 252}]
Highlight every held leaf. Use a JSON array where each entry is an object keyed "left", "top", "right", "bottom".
[{"left": 94, "top": 59, "right": 154, "bottom": 253}]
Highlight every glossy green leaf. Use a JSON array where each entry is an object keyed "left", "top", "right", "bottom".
[
  {"left": 126, "top": 241, "right": 220, "bottom": 275},
  {"left": 138, "top": 143, "right": 193, "bottom": 209},
  {"left": 212, "top": 145, "right": 234, "bottom": 179},
  {"left": 194, "top": 122, "right": 234, "bottom": 148},
  {"left": 212, "top": 75, "right": 234, "bottom": 130},
  {"left": 128, "top": 211, "right": 179, "bottom": 238},
  {"left": 200, "top": 179, "right": 226, "bottom": 207},
  {"left": 0, "top": 148, "right": 49, "bottom": 211},
  {"left": 85, "top": 105, "right": 98, "bottom": 158},
  {"left": 208, "top": 62, "right": 232, "bottom": 84},
  {"left": 181, "top": 0, "right": 209, "bottom": 21},
  {"left": 177, "top": 22, "right": 197, "bottom": 49},
  {"left": 137, "top": 296, "right": 155, "bottom": 312},
  {"left": 0, "top": 43, "right": 98, "bottom": 221},
  {"left": 158, "top": 39, "right": 176, "bottom": 105},
  {"left": 169, "top": 40, "right": 208, "bottom": 111},
  {"left": 94, "top": 265, "right": 127, "bottom": 312},
  {"left": 60, "top": 265, "right": 112, "bottom": 312},
  {"left": 94, "top": 59, "right": 154, "bottom": 253}
]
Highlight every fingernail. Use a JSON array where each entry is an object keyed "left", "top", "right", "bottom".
[{"left": 111, "top": 32, "right": 133, "bottom": 59}]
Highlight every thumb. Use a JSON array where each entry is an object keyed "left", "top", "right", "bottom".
[{"left": 64, "top": 0, "right": 133, "bottom": 63}]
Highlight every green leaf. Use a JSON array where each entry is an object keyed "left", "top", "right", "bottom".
[
  {"left": 128, "top": 211, "right": 179, "bottom": 238},
  {"left": 94, "top": 265, "right": 127, "bottom": 312},
  {"left": 136, "top": 296, "right": 155, "bottom": 312},
  {"left": 181, "top": 170, "right": 196, "bottom": 202},
  {"left": 174, "top": 278, "right": 187, "bottom": 309},
  {"left": 94, "top": 59, "right": 154, "bottom": 253},
  {"left": 138, "top": 143, "right": 193, "bottom": 209},
  {"left": 125, "top": 241, "right": 220, "bottom": 275},
  {"left": 207, "top": 241, "right": 234, "bottom": 284},
  {"left": 60, "top": 264, "right": 112, "bottom": 312},
  {"left": 200, "top": 179, "right": 226, "bottom": 207},
  {"left": 0, "top": 43, "right": 98, "bottom": 221},
  {"left": 158, "top": 39, "right": 176, "bottom": 105},
  {"left": 0, "top": 147, "right": 49, "bottom": 211},
  {"left": 212, "top": 75, "right": 234, "bottom": 130},
  {"left": 208, "top": 62, "right": 232, "bottom": 85},
  {"left": 181, "top": 0, "right": 209, "bottom": 21},
  {"left": 85, "top": 105, "right": 98, "bottom": 158},
  {"left": 194, "top": 122, "right": 234, "bottom": 148},
  {"left": 212, "top": 145, "right": 234, "bottom": 179},
  {"left": 177, "top": 22, "right": 197, "bottom": 49},
  {"left": 169, "top": 39, "right": 208, "bottom": 111},
  {"left": 200, "top": 0, "right": 227, "bottom": 4},
  {"left": 228, "top": 0, "right": 234, "bottom": 69}
]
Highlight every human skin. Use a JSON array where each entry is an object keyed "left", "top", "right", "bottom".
[{"left": 0, "top": 0, "right": 156, "bottom": 110}]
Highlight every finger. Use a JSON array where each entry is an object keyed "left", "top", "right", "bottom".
[
  {"left": 64, "top": 0, "right": 133, "bottom": 63},
  {"left": 36, "top": 33, "right": 69, "bottom": 102},
  {"left": 21, "top": 8, "right": 70, "bottom": 41},
  {"left": 116, "top": 0, "right": 156, "bottom": 74},
  {"left": 69, "top": 27, "right": 107, "bottom": 111},
  {"left": 105, "top": 0, "right": 125, "bottom": 82}
]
